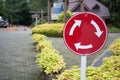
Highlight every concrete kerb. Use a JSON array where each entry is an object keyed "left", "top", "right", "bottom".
[
  {"left": 91, "top": 37, "right": 117, "bottom": 67},
  {"left": 91, "top": 49, "right": 113, "bottom": 67}
]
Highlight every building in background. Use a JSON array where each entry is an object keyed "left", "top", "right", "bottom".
[
  {"left": 51, "top": 0, "right": 63, "bottom": 20},
  {"left": 51, "top": 0, "right": 110, "bottom": 20}
]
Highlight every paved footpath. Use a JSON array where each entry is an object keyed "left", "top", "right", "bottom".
[{"left": 0, "top": 28, "right": 41, "bottom": 80}]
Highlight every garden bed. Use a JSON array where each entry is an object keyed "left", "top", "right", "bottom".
[{"left": 32, "top": 25, "right": 120, "bottom": 79}]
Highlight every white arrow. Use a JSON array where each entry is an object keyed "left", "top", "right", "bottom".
[
  {"left": 91, "top": 20, "right": 103, "bottom": 37},
  {"left": 74, "top": 42, "right": 93, "bottom": 50},
  {"left": 69, "top": 20, "right": 82, "bottom": 36}
]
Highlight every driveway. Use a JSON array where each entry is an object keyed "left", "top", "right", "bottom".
[{"left": 0, "top": 28, "right": 41, "bottom": 80}]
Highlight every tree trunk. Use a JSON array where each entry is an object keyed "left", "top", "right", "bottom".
[
  {"left": 48, "top": 0, "right": 51, "bottom": 22},
  {"left": 63, "top": 0, "right": 68, "bottom": 23},
  {"left": 80, "top": 0, "right": 84, "bottom": 12}
]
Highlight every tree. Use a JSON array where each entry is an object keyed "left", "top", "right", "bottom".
[
  {"left": 47, "top": 0, "right": 52, "bottom": 22},
  {"left": 19, "top": 2, "right": 32, "bottom": 25},
  {"left": 102, "top": 0, "right": 120, "bottom": 28},
  {"left": 28, "top": 0, "right": 47, "bottom": 11},
  {"left": 0, "top": 0, "right": 32, "bottom": 25},
  {"left": 63, "top": 0, "right": 68, "bottom": 23}
]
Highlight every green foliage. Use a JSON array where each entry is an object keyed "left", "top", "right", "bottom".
[
  {"left": 28, "top": 0, "right": 47, "bottom": 11},
  {"left": 32, "top": 23, "right": 64, "bottom": 37},
  {"left": 0, "top": 0, "right": 32, "bottom": 25},
  {"left": 102, "top": 0, "right": 120, "bottom": 28},
  {"left": 32, "top": 34, "right": 47, "bottom": 44},
  {"left": 0, "top": 0, "right": 47, "bottom": 25},
  {"left": 108, "top": 26, "right": 120, "bottom": 33},
  {"left": 36, "top": 40, "right": 53, "bottom": 51},
  {"left": 55, "top": 38, "right": 120, "bottom": 80},
  {"left": 86, "top": 67, "right": 102, "bottom": 80},
  {"left": 32, "top": 33, "right": 66, "bottom": 75},
  {"left": 55, "top": 56, "right": 120, "bottom": 80},
  {"left": 58, "top": 10, "right": 72, "bottom": 22},
  {"left": 100, "top": 56, "right": 120, "bottom": 80},
  {"left": 57, "top": 66, "right": 80, "bottom": 80},
  {"left": 55, "top": 66, "right": 102, "bottom": 80},
  {"left": 109, "top": 38, "right": 120, "bottom": 55},
  {"left": 36, "top": 48, "right": 66, "bottom": 74}
]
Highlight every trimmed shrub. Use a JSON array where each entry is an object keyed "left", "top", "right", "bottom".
[
  {"left": 32, "top": 23, "right": 64, "bottom": 37},
  {"left": 57, "top": 66, "right": 80, "bottom": 80},
  {"left": 109, "top": 38, "right": 120, "bottom": 55},
  {"left": 36, "top": 48, "right": 66, "bottom": 74},
  {"left": 36, "top": 40, "right": 53, "bottom": 51},
  {"left": 32, "top": 33, "right": 66, "bottom": 75},
  {"left": 32, "top": 34, "right": 47, "bottom": 44},
  {"left": 58, "top": 10, "right": 72, "bottom": 22}
]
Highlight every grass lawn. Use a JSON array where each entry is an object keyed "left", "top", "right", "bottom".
[{"left": 108, "top": 27, "right": 120, "bottom": 33}]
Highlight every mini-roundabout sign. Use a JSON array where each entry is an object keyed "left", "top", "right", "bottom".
[{"left": 63, "top": 12, "right": 108, "bottom": 55}]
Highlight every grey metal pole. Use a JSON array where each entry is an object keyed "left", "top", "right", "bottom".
[{"left": 80, "top": 55, "right": 87, "bottom": 80}]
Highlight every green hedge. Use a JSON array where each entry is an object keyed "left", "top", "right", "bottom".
[
  {"left": 32, "top": 33, "right": 66, "bottom": 75},
  {"left": 32, "top": 23, "right": 64, "bottom": 37}
]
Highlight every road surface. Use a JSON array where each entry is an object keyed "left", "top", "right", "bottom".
[{"left": 0, "top": 28, "right": 42, "bottom": 80}]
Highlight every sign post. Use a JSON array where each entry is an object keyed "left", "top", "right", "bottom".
[
  {"left": 31, "top": 13, "right": 39, "bottom": 26},
  {"left": 81, "top": 55, "right": 87, "bottom": 80},
  {"left": 30, "top": 10, "right": 46, "bottom": 25},
  {"left": 63, "top": 12, "right": 107, "bottom": 80}
]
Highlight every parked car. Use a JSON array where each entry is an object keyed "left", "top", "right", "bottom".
[
  {"left": 0, "top": 20, "right": 9, "bottom": 28},
  {"left": 0, "top": 16, "right": 9, "bottom": 28}
]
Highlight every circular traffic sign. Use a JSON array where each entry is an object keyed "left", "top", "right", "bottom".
[{"left": 63, "top": 12, "right": 107, "bottom": 55}]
